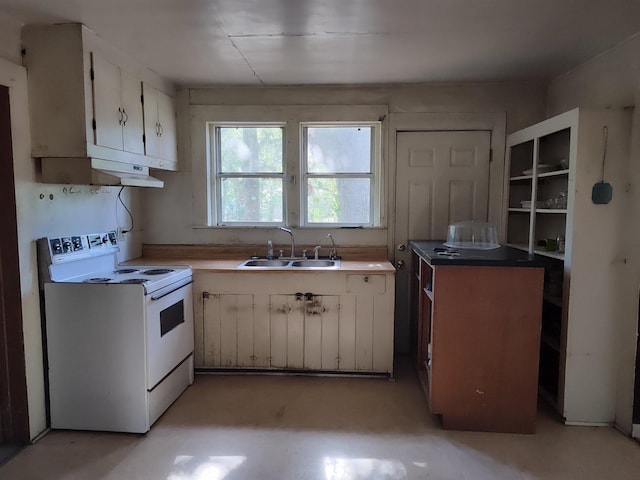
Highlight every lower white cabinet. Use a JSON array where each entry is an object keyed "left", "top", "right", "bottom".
[{"left": 194, "top": 272, "right": 394, "bottom": 374}]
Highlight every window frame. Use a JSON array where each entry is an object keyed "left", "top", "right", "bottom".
[
  {"left": 210, "top": 122, "right": 287, "bottom": 227},
  {"left": 300, "top": 121, "right": 382, "bottom": 227},
  {"left": 196, "top": 105, "right": 388, "bottom": 230}
]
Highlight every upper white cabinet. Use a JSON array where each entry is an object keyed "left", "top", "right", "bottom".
[
  {"left": 143, "top": 83, "right": 177, "bottom": 164},
  {"left": 504, "top": 108, "right": 631, "bottom": 426},
  {"left": 22, "top": 23, "right": 178, "bottom": 176}
]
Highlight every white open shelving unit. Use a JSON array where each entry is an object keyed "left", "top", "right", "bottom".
[{"left": 504, "top": 107, "right": 631, "bottom": 425}]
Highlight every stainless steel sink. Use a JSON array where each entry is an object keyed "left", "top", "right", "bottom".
[
  {"left": 236, "top": 258, "right": 340, "bottom": 269},
  {"left": 238, "top": 259, "right": 291, "bottom": 268},
  {"left": 290, "top": 259, "right": 340, "bottom": 268}
]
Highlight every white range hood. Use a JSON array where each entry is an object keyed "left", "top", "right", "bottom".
[{"left": 41, "top": 157, "right": 164, "bottom": 188}]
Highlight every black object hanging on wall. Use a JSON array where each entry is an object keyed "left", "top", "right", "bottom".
[{"left": 592, "top": 126, "right": 613, "bottom": 204}]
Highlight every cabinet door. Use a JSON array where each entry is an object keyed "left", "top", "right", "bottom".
[
  {"left": 269, "top": 294, "right": 340, "bottom": 370},
  {"left": 347, "top": 274, "right": 393, "bottom": 372},
  {"left": 143, "top": 83, "right": 177, "bottom": 162},
  {"left": 203, "top": 293, "right": 254, "bottom": 367},
  {"left": 120, "top": 71, "right": 144, "bottom": 155},
  {"left": 92, "top": 53, "right": 123, "bottom": 151},
  {"left": 156, "top": 89, "right": 177, "bottom": 162},
  {"left": 92, "top": 53, "right": 145, "bottom": 156},
  {"left": 142, "top": 83, "right": 160, "bottom": 158},
  {"left": 270, "top": 295, "right": 304, "bottom": 368},
  {"left": 304, "top": 296, "right": 340, "bottom": 371}
]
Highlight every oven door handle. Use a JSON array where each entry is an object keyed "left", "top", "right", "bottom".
[{"left": 150, "top": 278, "right": 193, "bottom": 301}]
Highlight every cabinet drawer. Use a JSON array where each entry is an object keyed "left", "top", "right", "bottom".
[{"left": 346, "top": 274, "right": 386, "bottom": 294}]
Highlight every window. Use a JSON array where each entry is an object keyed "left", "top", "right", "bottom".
[
  {"left": 302, "top": 123, "right": 379, "bottom": 226},
  {"left": 206, "top": 114, "right": 383, "bottom": 228},
  {"left": 212, "top": 125, "right": 285, "bottom": 225}
]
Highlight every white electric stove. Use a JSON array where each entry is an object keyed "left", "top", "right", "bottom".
[{"left": 38, "top": 231, "right": 194, "bottom": 434}]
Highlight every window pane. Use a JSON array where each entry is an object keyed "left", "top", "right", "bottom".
[
  {"left": 219, "top": 127, "right": 283, "bottom": 173},
  {"left": 307, "top": 178, "right": 370, "bottom": 224},
  {"left": 306, "top": 127, "right": 372, "bottom": 173},
  {"left": 221, "top": 178, "right": 283, "bottom": 223}
]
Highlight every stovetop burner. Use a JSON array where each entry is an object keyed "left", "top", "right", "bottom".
[
  {"left": 83, "top": 277, "right": 112, "bottom": 283},
  {"left": 114, "top": 268, "right": 139, "bottom": 274},
  {"left": 118, "top": 278, "right": 149, "bottom": 284},
  {"left": 143, "top": 268, "right": 175, "bottom": 275}
]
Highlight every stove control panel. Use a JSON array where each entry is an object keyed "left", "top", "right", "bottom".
[{"left": 44, "top": 231, "right": 119, "bottom": 263}]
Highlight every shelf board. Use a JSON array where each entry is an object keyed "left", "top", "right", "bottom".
[
  {"left": 534, "top": 249, "right": 565, "bottom": 261},
  {"left": 423, "top": 286, "right": 434, "bottom": 301},
  {"left": 510, "top": 174, "right": 533, "bottom": 182},
  {"left": 535, "top": 208, "right": 567, "bottom": 214},
  {"left": 538, "top": 169, "right": 569, "bottom": 178},
  {"left": 507, "top": 244, "right": 566, "bottom": 260},
  {"left": 506, "top": 243, "right": 530, "bottom": 253}
]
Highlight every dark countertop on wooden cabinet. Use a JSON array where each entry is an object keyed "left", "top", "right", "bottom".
[{"left": 410, "top": 240, "right": 543, "bottom": 267}]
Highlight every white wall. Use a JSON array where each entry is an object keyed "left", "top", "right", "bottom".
[
  {"left": 0, "top": 19, "right": 144, "bottom": 439},
  {"left": 143, "top": 82, "right": 547, "bottom": 248},
  {"left": 548, "top": 33, "right": 640, "bottom": 434}
]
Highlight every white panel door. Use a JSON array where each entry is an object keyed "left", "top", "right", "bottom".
[{"left": 394, "top": 130, "right": 491, "bottom": 352}]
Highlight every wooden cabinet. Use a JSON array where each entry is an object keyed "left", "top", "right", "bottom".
[
  {"left": 143, "top": 83, "right": 178, "bottom": 164},
  {"left": 22, "top": 23, "right": 178, "bottom": 176},
  {"left": 411, "top": 248, "right": 544, "bottom": 433},
  {"left": 194, "top": 271, "right": 394, "bottom": 374},
  {"left": 504, "top": 108, "right": 631, "bottom": 425}
]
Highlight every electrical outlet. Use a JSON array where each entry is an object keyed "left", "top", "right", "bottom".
[{"left": 117, "top": 228, "right": 126, "bottom": 241}]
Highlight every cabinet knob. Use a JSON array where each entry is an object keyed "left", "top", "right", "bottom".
[{"left": 396, "top": 260, "right": 405, "bottom": 269}]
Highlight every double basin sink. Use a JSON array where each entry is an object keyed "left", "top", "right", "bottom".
[{"left": 237, "top": 258, "right": 341, "bottom": 269}]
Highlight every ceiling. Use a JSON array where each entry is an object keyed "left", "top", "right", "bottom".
[{"left": 1, "top": 0, "right": 640, "bottom": 87}]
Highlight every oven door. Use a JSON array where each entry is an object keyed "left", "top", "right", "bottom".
[{"left": 145, "top": 277, "right": 194, "bottom": 390}]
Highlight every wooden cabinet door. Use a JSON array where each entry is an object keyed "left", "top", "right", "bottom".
[
  {"left": 143, "top": 83, "right": 177, "bottom": 162},
  {"left": 92, "top": 53, "right": 123, "bottom": 151},
  {"left": 142, "top": 82, "right": 160, "bottom": 158},
  {"left": 120, "top": 71, "right": 144, "bottom": 155},
  {"left": 304, "top": 296, "right": 340, "bottom": 371},
  {"left": 270, "top": 294, "right": 340, "bottom": 370},
  {"left": 156, "top": 89, "right": 177, "bottom": 162},
  {"left": 346, "top": 274, "right": 393, "bottom": 373},
  {"left": 92, "top": 53, "right": 144, "bottom": 155},
  {"left": 202, "top": 293, "right": 254, "bottom": 367}
]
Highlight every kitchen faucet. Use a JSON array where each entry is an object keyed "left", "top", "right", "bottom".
[
  {"left": 327, "top": 233, "right": 338, "bottom": 259},
  {"left": 279, "top": 227, "right": 296, "bottom": 259}
]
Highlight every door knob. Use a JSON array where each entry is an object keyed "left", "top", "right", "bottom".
[
  {"left": 396, "top": 260, "right": 405, "bottom": 269},
  {"left": 397, "top": 244, "right": 406, "bottom": 251}
]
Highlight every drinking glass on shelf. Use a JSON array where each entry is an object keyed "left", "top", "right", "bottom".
[{"left": 556, "top": 191, "right": 567, "bottom": 209}]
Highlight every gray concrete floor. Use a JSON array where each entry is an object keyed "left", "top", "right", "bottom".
[{"left": 1, "top": 358, "right": 639, "bottom": 479}]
